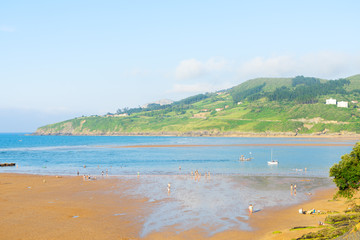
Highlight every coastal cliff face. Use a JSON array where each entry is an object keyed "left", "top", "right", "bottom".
[{"left": 35, "top": 75, "right": 360, "bottom": 137}]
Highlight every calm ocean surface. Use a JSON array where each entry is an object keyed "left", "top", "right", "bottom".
[
  {"left": 0, "top": 133, "right": 356, "bottom": 177},
  {"left": 1, "top": 133, "right": 357, "bottom": 235}
]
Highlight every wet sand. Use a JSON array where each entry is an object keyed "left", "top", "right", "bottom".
[{"left": 0, "top": 173, "right": 354, "bottom": 240}]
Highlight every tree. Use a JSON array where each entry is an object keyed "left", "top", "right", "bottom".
[{"left": 330, "top": 143, "right": 360, "bottom": 198}]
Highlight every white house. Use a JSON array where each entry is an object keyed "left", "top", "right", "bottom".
[
  {"left": 326, "top": 98, "right": 336, "bottom": 105},
  {"left": 115, "top": 113, "right": 129, "bottom": 117},
  {"left": 337, "top": 101, "right": 348, "bottom": 108}
]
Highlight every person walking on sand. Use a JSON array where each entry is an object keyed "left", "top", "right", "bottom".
[
  {"left": 167, "top": 183, "right": 171, "bottom": 194},
  {"left": 248, "top": 204, "right": 253, "bottom": 215},
  {"left": 291, "top": 184, "right": 293, "bottom": 195},
  {"left": 294, "top": 184, "right": 297, "bottom": 196}
]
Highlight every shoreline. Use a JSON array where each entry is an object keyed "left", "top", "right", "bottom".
[
  {"left": 32, "top": 131, "right": 360, "bottom": 139},
  {"left": 97, "top": 143, "right": 355, "bottom": 149},
  {"left": 0, "top": 173, "right": 350, "bottom": 240}
]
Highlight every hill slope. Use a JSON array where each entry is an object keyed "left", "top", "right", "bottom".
[{"left": 35, "top": 75, "right": 360, "bottom": 137}]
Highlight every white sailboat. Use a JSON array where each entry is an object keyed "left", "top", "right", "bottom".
[{"left": 267, "top": 150, "right": 278, "bottom": 165}]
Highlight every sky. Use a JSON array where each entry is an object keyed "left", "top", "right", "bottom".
[{"left": 1, "top": 0, "right": 360, "bottom": 132}]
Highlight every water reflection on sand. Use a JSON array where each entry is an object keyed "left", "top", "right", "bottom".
[{"left": 120, "top": 175, "right": 333, "bottom": 237}]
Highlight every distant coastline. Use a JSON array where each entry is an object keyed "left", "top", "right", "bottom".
[{"left": 33, "top": 130, "right": 360, "bottom": 139}]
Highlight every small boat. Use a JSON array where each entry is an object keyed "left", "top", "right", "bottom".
[
  {"left": 267, "top": 150, "right": 278, "bottom": 165},
  {"left": 267, "top": 160, "right": 278, "bottom": 165},
  {"left": 239, "top": 152, "right": 253, "bottom": 161},
  {"left": 0, "top": 163, "right": 16, "bottom": 167}
]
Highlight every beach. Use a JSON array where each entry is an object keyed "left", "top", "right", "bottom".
[{"left": 0, "top": 173, "right": 351, "bottom": 240}]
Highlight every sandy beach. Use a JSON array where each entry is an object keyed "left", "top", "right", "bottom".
[{"left": 0, "top": 173, "right": 355, "bottom": 240}]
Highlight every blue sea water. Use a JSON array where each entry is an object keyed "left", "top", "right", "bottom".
[
  {"left": 0, "top": 133, "right": 356, "bottom": 177},
  {"left": 1, "top": 133, "right": 357, "bottom": 235}
]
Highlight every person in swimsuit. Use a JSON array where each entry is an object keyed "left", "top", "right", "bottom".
[{"left": 249, "top": 204, "right": 253, "bottom": 215}]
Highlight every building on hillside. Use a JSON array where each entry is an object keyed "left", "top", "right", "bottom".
[
  {"left": 351, "top": 100, "right": 358, "bottom": 104},
  {"left": 225, "top": 105, "right": 229, "bottom": 109},
  {"left": 337, "top": 101, "right": 348, "bottom": 108},
  {"left": 215, "top": 108, "right": 223, "bottom": 112},
  {"left": 326, "top": 98, "right": 337, "bottom": 105},
  {"left": 115, "top": 113, "right": 129, "bottom": 117}
]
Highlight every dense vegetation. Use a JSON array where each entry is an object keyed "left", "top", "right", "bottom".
[
  {"left": 330, "top": 143, "right": 360, "bottom": 198},
  {"left": 230, "top": 75, "right": 350, "bottom": 104},
  {"left": 35, "top": 74, "right": 360, "bottom": 136},
  {"left": 293, "top": 145, "right": 360, "bottom": 239}
]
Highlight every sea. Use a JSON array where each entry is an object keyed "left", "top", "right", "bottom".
[
  {"left": 0, "top": 133, "right": 357, "bottom": 236},
  {"left": 0, "top": 133, "right": 355, "bottom": 176}
]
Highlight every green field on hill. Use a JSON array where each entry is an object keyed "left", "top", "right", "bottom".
[{"left": 35, "top": 74, "right": 360, "bottom": 136}]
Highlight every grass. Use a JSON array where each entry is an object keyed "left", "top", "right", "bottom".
[
  {"left": 36, "top": 75, "right": 360, "bottom": 135},
  {"left": 289, "top": 226, "right": 317, "bottom": 231}
]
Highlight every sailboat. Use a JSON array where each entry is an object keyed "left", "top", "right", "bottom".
[{"left": 267, "top": 149, "right": 278, "bottom": 165}]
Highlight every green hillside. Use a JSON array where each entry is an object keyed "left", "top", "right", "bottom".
[{"left": 35, "top": 75, "right": 360, "bottom": 136}]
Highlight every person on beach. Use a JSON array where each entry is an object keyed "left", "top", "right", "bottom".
[
  {"left": 77, "top": 170, "right": 79, "bottom": 176},
  {"left": 137, "top": 172, "right": 140, "bottom": 178},
  {"left": 291, "top": 184, "right": 293, "bottom": 195},
  {"left": 106, "top": 169, "right": 108, "bottom": 176},
  {"left": 179, "top": 165, "right": 181, "bottom": 171},
  {"left": 167, "top": 183, "right": 171, "bottom": 194},
  {"left": 294, "top": 184, "right": 297, "bottom": 196},
  {"left": 249, "top": 204, "right": 253, "bottom": 215},
  {"left": 101, "top": 171, "right": 104, "bottom": 177}
]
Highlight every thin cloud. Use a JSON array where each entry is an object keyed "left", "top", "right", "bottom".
[
  {"left": 175, "top": 59, "right": 205, "bottom": 80},
  {"left": 0, "top": 25, "right": 15, "bottom": 32},
  {"left": 175, "top": 57, "right": 228, "bottom": 80},
  {"left": 170, "top": 52, "right": 360, "bottom": 95},
  {"left": 169, "top": 82, "right": 232, "bottom": 94},
  {"left": 238, "top": 52, "right": 360, "bottom": 80}
]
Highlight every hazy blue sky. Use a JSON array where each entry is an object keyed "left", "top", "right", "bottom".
[{"left": 1, "top": 0, "right": 359, "bottom": 132}]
